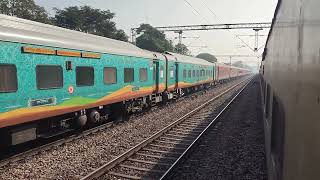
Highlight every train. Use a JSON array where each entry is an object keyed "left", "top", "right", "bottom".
[
  {"left": 0, "top": 14, "right": 250, "bottom": 149},
  {"left": 261, "top": 0, "right": 320, "bottom": 180}
]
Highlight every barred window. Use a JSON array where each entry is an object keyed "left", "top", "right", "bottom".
[
  {"left": 139, "top": 68, "right": 148, "bottom": 82},
  {"left": 183, "top": 69, "right": 187, "bottom": 79},
  {"left": 76, "top": 66, "right": 94, "bottom": 86},
  {"left": 0, "top": 64, "right": 18, "bottom": 92},
  {"left": 124, "top": 68, "right": 134, "bottom": 83},
  {"left": 37, "top": 65, "right": 63, "bottom": 90},
  {"left": 188, "top": 70, "right": 192, "bottom": 78},
  {"left": 104, "top": 67, "right": 117, "bottom": 84}
]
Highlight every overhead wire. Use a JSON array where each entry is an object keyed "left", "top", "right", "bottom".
[
  {"left": 183, "top": 0, "right": 210, "bottom": 24},
  {"left": 200, "top": 0, "right": 262, "bottom": 71},
  {"left": 71, "top": 0, "right": 88, "bottom": 6},
  {"left": 182, "top": 0, "right": 217, "bottom": 55},
  {"left": 199, "top": 0, "right": 255, "bottom": 52}
]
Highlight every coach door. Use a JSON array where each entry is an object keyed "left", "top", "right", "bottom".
[
  {"left": 175, "top": 62, "right": 179, "bottom": 88},
  {"left": 153, "top": 61, "right": 159, "bottom": 92}
]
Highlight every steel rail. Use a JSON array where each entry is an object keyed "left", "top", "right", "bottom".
[
  {"left": 160, "top": 76, "right": 253, "bottom": 179},
  {"left": 81, "top": 76, "right": 252, "bottom": 180},
  {"left": 0, "top": 77, "right": 243, "bottom": 169},
  {"left": 0, "top": 121, "right": 114, "bottom": 168}
]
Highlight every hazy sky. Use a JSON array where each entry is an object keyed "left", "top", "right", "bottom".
[{"left": 35, "top": 0, "right": 278, "bottom": 67}]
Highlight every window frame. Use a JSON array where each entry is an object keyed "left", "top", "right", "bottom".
[
  {"left": 160, "top": 66, "right": 164, "bottom": 79},
  {"left": 139, "top": 68, "right": 148, "bottom": 82},
  {"left": 36, "top": 65, "right": 63, "bottom": 90},
  {"left": 170, "top": 67, "right": 174, "bottom": 79},
  {"left": 104, "top": 67, "right": 117, "bottom": 85},
  {"left": 76, "top": 66, "right": 94, "bottom": 87},
  {"left": 188, "top": 70, "right": 192, "bottom": 78},
  {"left": 0, "top": 64, "right": 18, "bottom": 93},
  {"left": 124, "top": 68, "right": 135, "bottom": 83}
]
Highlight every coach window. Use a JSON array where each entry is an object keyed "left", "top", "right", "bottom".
[
  {"left": 139, "top": 68, "right": 148, "bottom": 82},
  {"left": 37, "top": 65, "right": 63, "bottom": 90},
  {"left": 183, "top": 69, "right": 187, "bottom": 79},
  {"left": 76, "top": 66, "right": 94, "bottom": 86},
  {"left": 0, "top": 64, "right": 18, "bottom": 93},
  {"left": 197, "top": 70, "right": 199, "bottom": 77},
  {"left": 188, "top": 70, "right": 192, "bottom": 78},
  {"left": 124, "top": 68, "right": 134, "bottom": 83},
  {"left": 192, "top": 70, "right": 195, "bottom": 77},
  {"left": 170, "top": 67, "right": 174, "bottom": 78},
  {"left": 104, "top": 67, "right": 117, "bottom": 84},
  {"left": 160, "top": 66, "right": 164, "bottom": 79}
]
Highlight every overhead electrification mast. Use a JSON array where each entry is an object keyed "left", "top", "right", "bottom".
[{"left": 131, "top": 22, "right": 271, "bottom": 52}]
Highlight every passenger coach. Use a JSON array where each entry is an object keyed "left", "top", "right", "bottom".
[{"left": 0, "top": 15, "right": 248, "bottom": 149}]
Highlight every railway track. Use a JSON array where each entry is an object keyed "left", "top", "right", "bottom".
[
  {"left": 0, "top": 122, "right": 115, "bottom": 168},
  {"left": 0, "top": 78, "right": 246, "bottom": 171},
  {"left": 81, "top": 77, "right": 252, "bottom": 180}
]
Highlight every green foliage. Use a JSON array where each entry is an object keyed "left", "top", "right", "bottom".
[
  {"left": 174, "top": 43, "right": 190, "bottom": 55},
  {"left": 0, "top": 0, "right": 50, "bottom": 23},
  {"left": 232, "top": 61, "right": 251, "bottom": 69},
  {"left": 53, "top": 6, "right": 128, "bottom": 42},
  {"left": 136, "top": 24, "right": 173, "bottom": 52},
  {"left": 0, "top": 1, "right": 128, "bottom": 42},
  {"left": 196, "top": 53, "right": 217, "bottom": 63}
]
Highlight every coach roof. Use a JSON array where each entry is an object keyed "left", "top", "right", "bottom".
[
  {"left": 165, "top": 52, "right": 213, "bottom": 66},
  {"left": 0, "top": 14, "right": 155, "bottom": 59}
]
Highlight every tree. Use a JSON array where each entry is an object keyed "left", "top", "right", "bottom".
[
  {"left": 196, "top": 53, "right": 218, "bottom": 63},
  {"left": 53, "top": 6, "right": 128, "bottom": 42},
  {"left": 174, "top": 43, "right": 190, "bottom": 55},
  {"left": 136, "top": 24, "right": 173, "bottom": 52},
  {"left": 0, "top": 0, "right": 50, "bottom": 23},
  {"left": 232, "top": 61, "right": 249, "bottom": 68}
]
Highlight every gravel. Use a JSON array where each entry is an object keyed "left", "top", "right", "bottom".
[
  {"left": 165, "top": 76, "right": 267, "bottom": 180},
  {"left": 0, "top": 77, "right": 248, "bottom": 180}
]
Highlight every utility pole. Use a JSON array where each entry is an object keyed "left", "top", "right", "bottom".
[
  {"left": 174, "top": 30, "right": 183, "bottom": 45},
  {"left": 253, "top": 28, "right": 263, "bottom": 52},
  {"left": 131, "top": 28, "right": 137, "bottom": 45}
]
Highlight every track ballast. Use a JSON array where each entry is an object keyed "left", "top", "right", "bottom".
[{"left": 82, "top": 77, "right": 252, "bottom": 180}]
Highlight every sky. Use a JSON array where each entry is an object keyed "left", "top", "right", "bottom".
[{"left": 34, "top": 0, "right": 278, "bottom": 69}]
